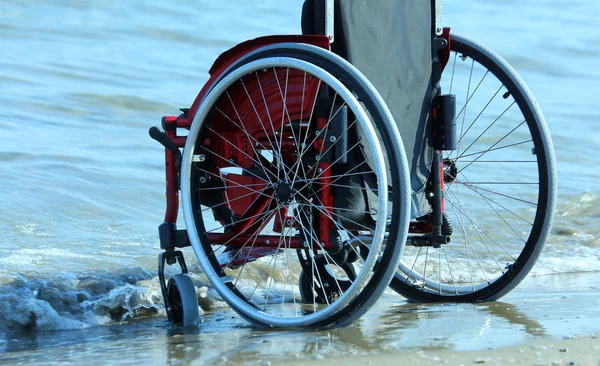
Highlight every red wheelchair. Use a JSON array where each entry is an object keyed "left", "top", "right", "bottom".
[{"left": 149, "top": 0, "right": 557, "bottom": 328}]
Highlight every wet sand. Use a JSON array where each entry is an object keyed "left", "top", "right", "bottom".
[
  {"left": 292, "top": 336, "right": 600, "bottom": 366},
  {"left": 1, "top": 272, "right": 599, "bottom": 365}
]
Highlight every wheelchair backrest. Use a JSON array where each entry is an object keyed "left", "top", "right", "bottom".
[{"left": 301, "top": 0, "right": 435, "bottom": 208}]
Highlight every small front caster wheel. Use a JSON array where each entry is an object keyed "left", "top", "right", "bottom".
[{"left": 166, "top": 273, "right": 200, "bottom": 327}]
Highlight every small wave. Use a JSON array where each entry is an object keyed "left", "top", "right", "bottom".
[
  {"left": 556, "top": 192, "right": 600, "bottom": 217},
  {"left": 0, "top": 259, "right": 320, "bottom": 335},
  {"left": 72, "top": 93, "right": 173, "bottom": 114},
  {"left": 18, "top": 224, "right": 52, "bottom": 238},
  {"left": 0, "top": 268, "right": 220, "bottom": 334},
  {"left": 552, "top": 192, "right": 600, "bottom": 247}
]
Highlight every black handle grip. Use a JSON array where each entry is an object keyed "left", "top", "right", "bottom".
[{"left": 149, "top": 126, "right": 182, "bottom": 167}]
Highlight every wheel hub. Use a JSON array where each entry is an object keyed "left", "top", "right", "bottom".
[
  {"left": 275, "top": 182, "right": 293, "bottom": 204},
  {"left": 443, "top": 158, "right": 458, "bottom": 183}
]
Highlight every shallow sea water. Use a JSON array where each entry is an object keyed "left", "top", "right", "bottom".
[
  {"left": 0, "top": 0, "right": 599, "bottom": 362},
  {"left": 1, "top": 273, "right": 599, "bottom": 364}
]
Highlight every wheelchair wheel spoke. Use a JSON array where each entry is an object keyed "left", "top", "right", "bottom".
[
  {"left": 298, "top": 137, "right": 365, "bottom": 194},
  {"left": 456, "top": 173, "right": 535, "bottom": 227},
  {"left": 274, "top": 68, "right": 305, "bottom": 183},
  {"left": 233, "top": 229, "right": 264, "bottom": 285},
  {"left": 198, "top": 146, "right": 273, "bottom": 184},
  {"left": 445, "top": 191, "right": 505, "bottom": 274},
  {"left": 199, "top": 186, "right": 268, "bottom": 214},
  {"left": 240, "top": 77, "right": 286, "bottom": 179},
  {"left": 289, "top": 99, "right": 348, "bottom": 179},
  {"left": 422, "top": 247, "right": 429, "bottom": 291},
  {"left": 456, "top": 139, "right": 533, "bottom": 160},
  {"left": 392, "top": 34, "right": 554, "bottom": 301},
  {"left": 219, "top": 96, "right": 278, "bottom": 183},
  {"left": 196, "top": 169, "right": 269, "bottom": 195},
  {"left": 456, "top": 182, "right": 537, "bottom": 206},
  {"left": 449, "top": 52, "right": 458, "bottom": 94},
  {"left": 299, "top": 194, "right": 368, "bottom": 266},
  {"left": 442, "top": 245, "right": 458, "bottom": 295},
  {"left": 455, "top": 69, "right": 490, "bottom": 122},
  {"left": 206, "top": 127, "right": 278, "bottom": 182},
  {"left": 446, "top": 186, "right": 519, "bottom": 260},
  {"left": 180, "top": 54, "right": 407, "bottom": 327},
  {"left": 405, "top": 247, "right": 423, "bottom": 283},
  {"left": 456, "top": 106, "right": 519, "bottom": 165},
  {"left": 456, "top": 83, "right": 503, "bottom": 147},
  {"left": 204, "top": 204, "right": 278, "bottom": 236},
  {"left": 299, "top": 210, "right": 352, "bottom": 296},
  {"left": 456, "top": 58, "right": 475, "bottom": 156}
]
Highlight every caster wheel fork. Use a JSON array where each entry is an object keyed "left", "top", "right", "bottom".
[{"left": 158, "top": 250, "right": 200, "bottom": 327}]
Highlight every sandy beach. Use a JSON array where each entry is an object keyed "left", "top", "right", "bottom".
[
  {"left": 291, "top": 336, "right": 600, "bottom": 366},
  {"left": 278, "top": 272, "right": 600, "bottom": 366},
  {"left": 289, "top": 272, "right": 600, "bottom": 366}
]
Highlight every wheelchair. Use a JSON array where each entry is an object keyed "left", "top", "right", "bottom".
[{"left": 149, "top": 0, "right": 557, "bottom": 328}]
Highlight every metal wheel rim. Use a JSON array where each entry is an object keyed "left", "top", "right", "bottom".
[
  {"left": 396, "top": 35, "right": 553, "bottom": 297},
  {"left": 181, "top": 57, "right": 388, "bottom": 327}
]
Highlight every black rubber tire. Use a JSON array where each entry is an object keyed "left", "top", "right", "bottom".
[
  {"left": 389, "top": 34, "right": 556, "bottom": 302},
  {"left": 166, "top": 273, "right": 200, "bottom": 327}
]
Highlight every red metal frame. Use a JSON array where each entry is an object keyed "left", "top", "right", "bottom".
[
  {"left": 160, "top": 30, "right": 454, "bottom": 254},
  {"left": 161, "top": 35, "right": 331, "bottom": 226},
  {"left": 209, "top": 233, "right": 302, "bottom": 248},
  {"left": 316, "top": 116, "right": 333, "bottom": 246},
  {"left": 439, "top": 28, "right": 452, "bottom": 72}
]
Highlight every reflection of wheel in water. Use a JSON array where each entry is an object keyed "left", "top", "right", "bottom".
[
  {"left": 181, "top": 44, "right": 411, "bottom": 328},
  {"left": 166, "top": 273, "right": 200, "bottom": 327},
  {"left": 390, "top": 34, "right": 556, "bottom": 302},
  {"left": 299, "top": 262, "right": 357, "bottom": 304}
]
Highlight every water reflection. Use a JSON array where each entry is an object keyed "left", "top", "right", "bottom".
[{"left": 160, "top": 295, "right": 550, "bottom": 364}]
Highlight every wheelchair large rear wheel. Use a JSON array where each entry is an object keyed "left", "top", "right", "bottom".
[
  {"left": 181, "top": 44, "right": 410, "bottom": 328},
  {"left": 390, "top": 34, "right": 557, "bottom": 302}
]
